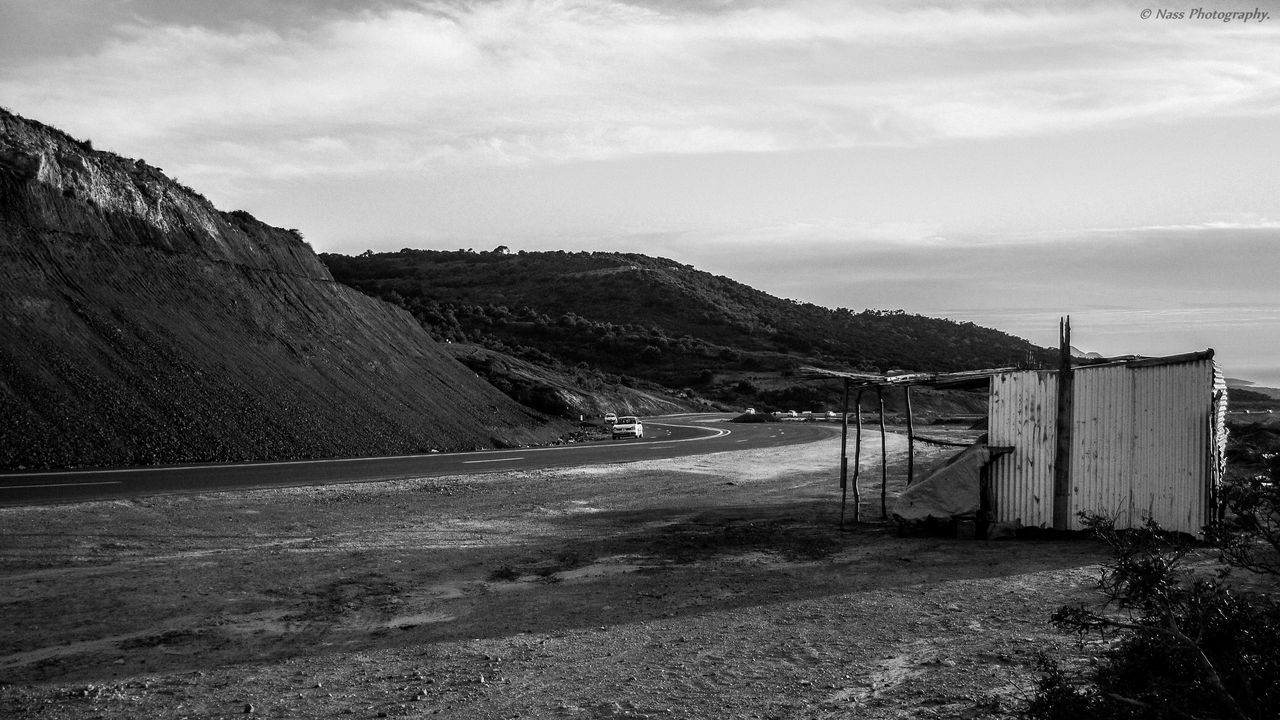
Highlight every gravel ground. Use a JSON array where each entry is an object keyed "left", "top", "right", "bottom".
[{"left": 0, "top": 430, "right": 1111, "bottom": 719}]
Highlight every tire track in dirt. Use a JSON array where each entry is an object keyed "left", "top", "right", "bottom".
[{"left": 2, "top": 430, "right": 1110, "bottom": 718}]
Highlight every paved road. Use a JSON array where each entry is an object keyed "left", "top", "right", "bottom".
[{"left": 0, "top": 414, "right": 841, "bottom": 506}]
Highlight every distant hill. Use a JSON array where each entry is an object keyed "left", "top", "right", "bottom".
[
  {"left": 0, "top": 109, "right": 568, "bottom": 470},
  {"left": 1227, "top": 378, "right": 1280, "bottom": 401},
  {"left": 1227, "top": 387, "right": 1280, "bottom": 415},
  {"left": 321, "top": 248, "right": 1057, "bottom": 412}
]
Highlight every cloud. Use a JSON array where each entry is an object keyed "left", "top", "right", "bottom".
[
  {"left": 3, "top": 0, "right": 1278, "bottom": 181},
  {"left": 637, "top": 220, "right": 1279, "bottom": 314}
]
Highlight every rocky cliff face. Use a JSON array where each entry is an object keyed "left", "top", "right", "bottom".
[{"left": 0, "top": 109, "right": 567, "bottom": 470}]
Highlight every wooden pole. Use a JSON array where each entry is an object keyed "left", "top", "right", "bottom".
[
  {"left": 878, "top": 385, "right": 888, "bottom": 520},
  {"left": 853, "top": 388, "right": 863, "bottom": 524},
  {"left": 839, "top": 378, "right": 850, "bottom": 529},
  {"left": 905, "top": 384, "right": 915, "bottom": 486},
  {"left": 1052, "top": 316, "right": 1075, "bottom": 530}
]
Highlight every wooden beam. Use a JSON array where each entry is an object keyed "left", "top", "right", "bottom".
[
  {"left": 913, "top": 436, "right": 976, "bottom": 448},
  {"left": 1052, "top": 316, "right": 1074, "bottom": 530},
  {"left": 853, "top": 388, "right": 863, "bottom": 524},
  {"left": 905, "top": 385, "right": 915, "bottom": 486},
  {"left": 839, "top": 378, "right": 849, "bottom": 529},
  {"left": 878, "top": 385, "right": 888, "bottom": 520}
]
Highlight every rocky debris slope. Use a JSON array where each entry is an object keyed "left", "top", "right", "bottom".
[
  {"left": 443, "top": 343, "right": 704, "bottom": 419},
  {"left": 0, "top": 108, "right": 568, "bottom": 470}
]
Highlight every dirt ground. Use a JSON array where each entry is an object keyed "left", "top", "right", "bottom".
[{"left": 0, "top": 426, "right": 1114, "bottom": 719}]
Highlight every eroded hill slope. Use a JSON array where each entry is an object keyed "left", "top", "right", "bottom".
[
  {"left": 323, "top": 249, "right": 1057, "bottom": 383},
  {"left": 321, "top": 249, "right": 1056, "bottom": 414},
  {"left": 0, "top": 109, "right": 566, "bottom": 470}
]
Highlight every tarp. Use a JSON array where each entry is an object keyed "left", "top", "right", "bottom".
[{"left": 892, "top": 443, "right": 991, "bottom": 521}]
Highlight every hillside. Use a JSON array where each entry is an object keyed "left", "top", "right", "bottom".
[
  {"left": 1227, "top": 378, "right": 1280, "bottom": 402},
  {"left": 0, "top": 109, "right": 568, "bottom": 471},
  {"left": 321, "top": 248, "right": 1055, "bottom": 410},
  {"left": 443, "top": 343, "right": 704, "bottom": 419}
]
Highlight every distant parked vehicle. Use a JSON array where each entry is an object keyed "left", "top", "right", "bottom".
[
  {"left": 612, "top": 416, "right": 644, "bottom": 439},
  {"left": 744, "top": 408, "right": 756, "bottom": 414},
  {"left": 604, "top": 412, "right": 618, "bottom": 424}
]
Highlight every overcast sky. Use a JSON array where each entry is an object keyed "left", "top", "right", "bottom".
[{"left": 3, "top": 0, "right": 1278, "bottom": 383}]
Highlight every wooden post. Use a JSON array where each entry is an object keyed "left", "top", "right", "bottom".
[
  {"left": 878, "top": 385, "right": 888, "bottom": 520},
  {"left": 853, "top": 388, "right": 863, "bottom": 524},
  {"left": 839, "top": 378, "right": 850, "bottom": 529},
  {"left": 905, "top": 384, "right": 915, "bottom": 486},
  {"left": 1052, "top": 316, "right": 1074, "bottom": 530}
]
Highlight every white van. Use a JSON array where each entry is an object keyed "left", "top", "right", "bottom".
[{"left": 611, "top": 416, "right": 644, "bottom": 439}]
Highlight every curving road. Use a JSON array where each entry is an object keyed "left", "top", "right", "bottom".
[{"left": 0, "top": 414, "right": 841, "bottom": 506}]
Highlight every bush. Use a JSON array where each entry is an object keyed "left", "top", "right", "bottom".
[{"left": 1017, "top": 470, "right": 1280, "bottom": 720}]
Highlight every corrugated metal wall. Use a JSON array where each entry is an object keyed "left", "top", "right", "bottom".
[
  {"left": 1070, "top": 364, "right": 1133, "bottom": 529},
  {"left": 1212, "top": 364, "right": 1229, "bottom": 507},
  {"left": 988, "top": 371, "right": 1057, "bottom": 530},
  {"left": 988, "top": 358, "right": 1221, "bottom": 535},
  {"left": 1099, "top": 360, "right": 1210, "bottom": 533}
]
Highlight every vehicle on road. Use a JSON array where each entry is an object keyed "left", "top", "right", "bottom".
[
  {"left": 604, "top": 412, "right": 618, "bottom": 424},
  {"left": 612, "top": 416, "right": 644, "bottom": 439}
]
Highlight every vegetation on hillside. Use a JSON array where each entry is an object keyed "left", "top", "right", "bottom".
[
  {"left": 1229, "top": 387, "right": 1280, "bottom": 413},
  {"left": 321, "top": 248, "right": 1055, "bottom": 411}
]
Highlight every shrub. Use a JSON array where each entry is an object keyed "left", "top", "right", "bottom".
[{"left": 1018, "top": 469, "right": 1280, "bottom": 720}]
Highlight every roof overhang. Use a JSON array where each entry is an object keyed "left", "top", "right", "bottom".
[
  {"left": 799, "top": 349, "right": 1215, "bottom": 391},
  {"left": 796, "top": 366, "right": 1014, "bottom": 390}
]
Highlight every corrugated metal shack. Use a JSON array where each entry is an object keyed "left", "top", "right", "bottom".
[
  {"left": 988, "top": 350, "right": 1228, "bottom": 536},
  {"left": 802, "top": 333, "right": 1228, "bottom": 537}
]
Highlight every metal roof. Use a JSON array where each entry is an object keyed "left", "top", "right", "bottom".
[
  {"left": 1072, "top": 349, "right": 1215, "bottom": 371},
  {"left": 798, "top": 349, "right": 1217, "bottom": 390}
]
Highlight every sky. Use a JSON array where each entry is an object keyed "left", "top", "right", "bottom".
[{"left": 2, "top": 0, "right": 1278, "bottom": 384}]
